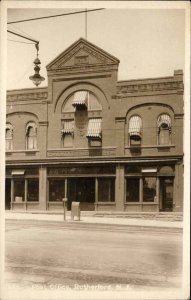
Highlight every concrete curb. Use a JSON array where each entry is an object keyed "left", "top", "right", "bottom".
[{"left": 5, "top": 212, "right": 183, "bottom": 230}]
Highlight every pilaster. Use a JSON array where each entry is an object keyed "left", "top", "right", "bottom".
[{"left": 115, "top": 164, "right": 125, "bottom": 211}]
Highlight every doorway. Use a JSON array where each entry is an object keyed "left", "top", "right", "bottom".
[
  {"left": 160, "top": 178, "right": 173, "bottom": 211},
  {"left": 5, "top": 179, "right": 11, "bottom": 210},
  {"left": 67, "top": 178, "right": 95, "bottom": 211}
]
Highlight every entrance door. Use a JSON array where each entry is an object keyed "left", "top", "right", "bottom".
[
  {"left": 67, "top": 178, "right": 95, "bottom": 211},
  {"left": 5, "top": 179, "right": 11, "bottom": 210},
  {"left": 160, "top": 178, "right": 173, "bottom": 211}
]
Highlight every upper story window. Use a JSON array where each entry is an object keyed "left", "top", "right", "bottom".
[
  {"left": 61, "top": 120, "right": 74, "bottom": 148},
  {"left": 62, "top": 90, "right": 102, "bottom": 113},
  {"left": 61, "top": 90, "right": 102, "bottom": 148},
  {"left": 129, "top": 115, "right": 142, "bottom": 146},
  {"left": 86, "top": 118, "right": 102, "bottom": 146},
  {"left": 157, "top": 114, "right": 171, "bottom": 145},
  {"left": 6, "top": 123, "right": 13, "bottom": 150},
  {"left": 72, "top": 91, "right": 88, "bottom": 110},
  {"left": 26, "top": 122, "right": 37, "bottom": 150}
]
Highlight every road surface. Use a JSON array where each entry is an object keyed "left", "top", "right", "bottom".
[{"left": 5, "top": 219, "right": 182, "bottom": 293}]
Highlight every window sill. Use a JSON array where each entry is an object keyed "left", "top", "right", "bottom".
[
  {"left": 125, "top": 202, "right": 141, "bottom": 205},
  {"left": 12, "top": 201, "right": 39, "bottom": 204},
  {"left": 125, "top": 145, "right": 175, "bottom": 149},
  {"left": 48, "top": 201, "right": 63, "bottom": 204},
  {"left": 95, "top": 202, "right": 116, "bottom": 205},
  {"left": 125, "top": 202, "right": 158, "bottom": 205},
  {"left": 6, "top": 149, "right": 39, "bottom": 154}
]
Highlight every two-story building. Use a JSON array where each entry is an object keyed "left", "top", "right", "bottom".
[{"left": 5, "top": 38, "right": 184, "bottom": 212}]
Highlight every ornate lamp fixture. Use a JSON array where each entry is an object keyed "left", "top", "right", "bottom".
[{"left": 29, "top": 43, "right": 45, "bottom": 87}]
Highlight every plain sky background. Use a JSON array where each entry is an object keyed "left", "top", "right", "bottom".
[{"left": 7, "top": 8, "right": 185, "bottom": 90}]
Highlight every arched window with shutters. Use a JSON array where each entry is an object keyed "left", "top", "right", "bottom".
[
  {"left": 128, "top": 115, "right": 142, "bottom": 146},
  {"left": 26, "top": 122, "right": 37, "bottom": 149},
  {"left": 6, "top": 123, "right": 13, "bottom": 150},
  {"left": 157, "top": 114, "right": 171, "bottom": 145}
]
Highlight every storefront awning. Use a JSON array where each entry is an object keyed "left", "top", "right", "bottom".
[
  {"left": 157, "top": 114, "right": 171, "bottom": 130},
  {"left": 87, "top": 118, "right": 102, "bottom": 138},
  {"left": 61, "top": 120, "right": 74, "bottom": 134},
  {"left": 129, "top": 116, "right": 142, "bottom": 137},
  {"left": 72, "top": 91, "right": 88, "bottom": 107}
]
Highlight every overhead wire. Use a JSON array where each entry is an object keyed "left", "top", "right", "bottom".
[
  {"left": 8, "top": 23, "right": 38, "bottom": 41},
  {"left": 7, "top": 8, "right": 105, "bottom": 24},
  {"left": 8, "top": 39, "right": 34, "bottom": 44}
]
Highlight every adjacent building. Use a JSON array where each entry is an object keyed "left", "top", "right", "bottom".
[{"left": 5, "top": 38, "right": 184, "bottom": 212}]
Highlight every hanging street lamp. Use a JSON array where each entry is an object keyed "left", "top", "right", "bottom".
[{"left": 29, "top": 43, "right": 45, "bottom": 87}]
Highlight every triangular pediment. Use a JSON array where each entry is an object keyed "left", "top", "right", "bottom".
[{"left": 46, "top": 38, "right": 119, "bottom": 71}]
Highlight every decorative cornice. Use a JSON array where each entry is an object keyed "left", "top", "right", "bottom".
[
  {"left": 7, "top": 92, "right": 48, "bottom": 102},
  {"left": 47, "top": 38, "right": 119, "bottom": 71},
  {"left": 116, "top": 81, "right": 184, "bottom": 95}
]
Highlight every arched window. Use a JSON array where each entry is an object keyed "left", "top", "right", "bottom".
[
  {"left": 129, "top": 115, "right": 142, "bottom": 146},
  {"left": 157, "top": 114, "right": 171, "bottom": 145},
  {"left": 26, "top": 122, "right": 37, "bottom": 149},
  {"left": 6, "top": 123, "right": 13, "bottom": 150}
]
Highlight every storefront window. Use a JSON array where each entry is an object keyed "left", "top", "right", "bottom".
[
  {"left": 27, "top": 179, "right": 39, "bottom": 201},
  {"left": 14, "top": 179, "right": 25, "bottom": 202},
  {"left": 143, "top": 177, "right": 156, "bottom": 202},
  {"left": 49, "top": 179, "right": 65, "bottom": 202},
  {"left": 98, "top": 178, "right": 115, "bottom": 202},
  {"left": 126, "top": 178, "right": 139, "bottom": 202}
]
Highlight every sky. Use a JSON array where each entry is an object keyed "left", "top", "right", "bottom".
[{"left": 7, "top": 7, "right": 185, "bottom": 90}]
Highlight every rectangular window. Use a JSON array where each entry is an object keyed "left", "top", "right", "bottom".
[
  {"left": 89, "top": 139, "right": 102, "bottom": 147},
  {"left": 49, "top": 179, "right": 65, "bottom": 202},
  {"left": 130, "top": 137, "right": 141, "bottom": 146},
  {"left": 14, "top": 179, "right": 25, "bottom": 202},
  {"left": 159, "top": 129, "right": 170, "bottom": 145},
  {"left": 126, "top": 178, "right": 139, "bottom": 202},
  {"left": 6, "top": 139, "right": 13, "bottom": 151},
  {"left": 63, "top": 134, "right": 74, "bottom": 147},
  {"left": 98, "top": 178, "right": 115, "bottom": 202},
  {"left": 143, "top": 177, "right": 156, "bottom": 202},
  {"left": 27, "top": 179, "right": 39, "bottom": 202}
]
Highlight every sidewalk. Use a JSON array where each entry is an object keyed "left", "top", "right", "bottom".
[{"left": 5, "top": 211, "right": 183, "bottom": 229}]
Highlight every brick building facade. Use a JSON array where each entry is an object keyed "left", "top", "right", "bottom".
[{"left": 5, "top": 38, "right": 184, "bottom": 212}]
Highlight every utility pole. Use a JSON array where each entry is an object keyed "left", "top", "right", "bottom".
[{"left": 85, "top": 8, "right": 87, "bottom": 40}]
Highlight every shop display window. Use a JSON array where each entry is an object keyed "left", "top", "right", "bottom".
[
  {"left": 14, "top": 179, "right": 25, "bottom": 202},
  {"left": 126, "top": 178, "right": 139, "bottom": 202},
  {"left": 143, "top": 177, "right": 156, "bottom": 202},
  {"left": 49, "top": 179, "right": 65, "bottom": 202},
  {"left": 98, "top": 178, "right": 115, "bottom": 202},
  {"left": 27, "top": 179, "right": 39, "bottom": 201}
]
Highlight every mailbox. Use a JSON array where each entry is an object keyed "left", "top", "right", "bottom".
[{"left": 71, "top": 202, "right": 80, "bottom": 221}]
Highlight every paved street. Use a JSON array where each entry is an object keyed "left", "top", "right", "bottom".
[{"left": 5, "top": 219, "right": 183, "bottom": 295}]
